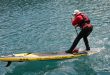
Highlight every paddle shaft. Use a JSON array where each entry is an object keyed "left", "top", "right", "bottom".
[{"left": 75, "top": 27, "right": 78, "bottom": 35}]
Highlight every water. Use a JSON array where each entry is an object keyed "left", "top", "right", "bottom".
[{"left": 0, "top": 0, "right": 110, "bottom": 75}]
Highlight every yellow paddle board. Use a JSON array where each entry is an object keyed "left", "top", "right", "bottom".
[{"left": 0, "top": 50, "right": 99, "bottom": 62}]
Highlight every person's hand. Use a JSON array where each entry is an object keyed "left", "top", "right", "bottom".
[{"left": 74, "top": 24, "right": 78, "bottom": 28}]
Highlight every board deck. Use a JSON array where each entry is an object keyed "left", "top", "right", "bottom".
[{"left": 0, "top": 50, "right": 99, "bottom": 62}]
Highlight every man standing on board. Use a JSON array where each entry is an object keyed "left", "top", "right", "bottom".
[{"left": 66, "top": 10, "right": 93, "bottom": 54}]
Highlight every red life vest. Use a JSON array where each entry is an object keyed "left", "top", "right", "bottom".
[
  {"left": 72, "top": 13, "right": 92, "bottom": 29},
  {"left": 78, "top": 13, "right": 91, "bottom": 28}
]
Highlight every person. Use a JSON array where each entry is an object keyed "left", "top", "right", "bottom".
[{"left": 65, "top": 10, "right": 93, "bottom": 54}]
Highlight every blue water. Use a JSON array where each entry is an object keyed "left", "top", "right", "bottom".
[{"left": 0, "top": 0, "right": 110, "bottom": 75}]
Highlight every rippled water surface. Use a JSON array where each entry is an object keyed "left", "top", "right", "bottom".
[{"left": 0, "top": 0, "right": 110, "bottom": 75}]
